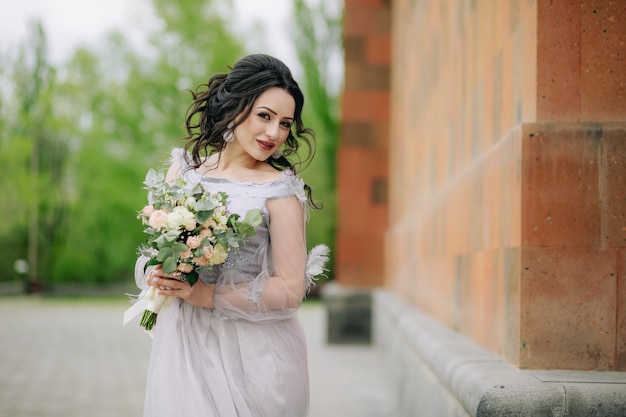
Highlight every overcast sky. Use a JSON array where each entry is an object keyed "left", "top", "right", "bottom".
[{"left": 0, "top": 0, "right": 298, "bottom": 71}]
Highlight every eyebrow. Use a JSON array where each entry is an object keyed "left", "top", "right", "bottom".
[{"left": 258, "top": 106, "right": 294, "bottom": 121}]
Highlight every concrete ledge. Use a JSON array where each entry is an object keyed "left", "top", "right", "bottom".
[
  {"left": 374, "top": 290, "right": 626, "bottom": 417},
  {"left": 321, "top": 282, "right": 372, "bottom": 344}
]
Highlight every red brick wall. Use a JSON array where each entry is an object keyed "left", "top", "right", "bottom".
[
  {"left": 336, "top": 0, "right": 391, "bottom": 288},
  {"left": 384, "top": 0, "right": 626, "bottom": 370}
]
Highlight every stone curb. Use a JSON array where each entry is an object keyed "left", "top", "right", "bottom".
[{"left": 374, "top": 290, "right": 626, "bottom": 416}]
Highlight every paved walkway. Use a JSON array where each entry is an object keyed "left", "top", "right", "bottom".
[{"left": 0, "top": 297, "right": 389, "bottom": 417}]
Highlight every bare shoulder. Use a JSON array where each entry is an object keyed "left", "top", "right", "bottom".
[
  {"left": 166, "top": 159, "right": 182, "bottom": 182},
  {"left": 194, "top": 154, "right": 219, "bottom": 176}
]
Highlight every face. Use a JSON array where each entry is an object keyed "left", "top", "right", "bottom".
[{"left": 232, "top": 87, "right": 295, "bottom": 162}]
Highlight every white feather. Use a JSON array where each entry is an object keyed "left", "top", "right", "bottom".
[{"left": 306, "top": 244, "right": 330, "bottom": 278}]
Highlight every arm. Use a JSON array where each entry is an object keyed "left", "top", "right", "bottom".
[
  {"left": 165, "top": 158, "right": 182, "bottom": 184},
  {"left": 211, "top": 195, "right": 308, "bottom": 321}
]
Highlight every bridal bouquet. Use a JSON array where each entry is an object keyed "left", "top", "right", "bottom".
[{"left": 124, "top": 169, "right": 262, "bottom": 331}]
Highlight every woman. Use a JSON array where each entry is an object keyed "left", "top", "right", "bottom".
[{"left": 134, "top": 54, "right": 327, "bottom": 417}]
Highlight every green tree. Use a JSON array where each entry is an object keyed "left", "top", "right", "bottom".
[
  {"left": 0, "top": 21, "right": 69, "bottom": 290},
  {"left": 0, "top": 0, "right": 342, "bottom": 288},
  {"left": 50, "top": 0, "right": 246, "bottom": 284},
  {"left": 291, "top": 0, "right": 343, "bottom": 279}
]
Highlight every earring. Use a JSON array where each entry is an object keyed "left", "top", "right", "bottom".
[
  {"left": 272, "top": 149, "right": 283, "bottom": 159},
  {"left": 223, "top": 122, "right": 234, "bottom": 143}
]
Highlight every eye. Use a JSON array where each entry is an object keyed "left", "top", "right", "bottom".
[
  {"left": 257, "top": 112, "right": 271, "bottom": 120},
  {"left": 280, "top": 120, "right": 293, "bottom": 129}
]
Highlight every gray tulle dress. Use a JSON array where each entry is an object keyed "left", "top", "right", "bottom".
[{"left": 133, "top": 148, "right": 326, "bottom": 417}]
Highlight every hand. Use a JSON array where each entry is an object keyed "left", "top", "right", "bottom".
[{"left": 148, "top": 265, "right": 215, "bottom": 309}]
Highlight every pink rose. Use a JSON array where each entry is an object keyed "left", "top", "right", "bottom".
[
  {"left": 184, "top": 220, "right": 197, "bottom": 231},
  {"left": 177, "top": 263, "right": 194, "bottom": 273},
  {"left": 202, "top": 245, "right": 214, "bottom": 258},
  {"left": 194, "top": 256, "right": 209, "bottom": 266},
  {"left": 203, "top": 218, "right": 217, "bottom": 229},
  {"left": 179, "top": 250, "right": 192, "bottom": 259},
  {"left": 186, "top": 236, "right": 202, "bottom": 249},
  {"left": 199, "top": 227, "right": 212, "bottom": 238},
  {"left": 148, "top": 210, "right": 169, "bottom": 229},
  {"left": 141, "top": 205, "right": 155, "bottom": 217}
]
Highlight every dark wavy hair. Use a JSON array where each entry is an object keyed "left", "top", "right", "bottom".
[{"left": 182, "top": 54, "right": 319, "bottom": 208}]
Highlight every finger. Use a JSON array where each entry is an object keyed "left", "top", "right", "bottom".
[
  {"left": 154, "top": 277, "right": 183, "bottom": 290},
  {"left": 150, "top": 270, "right": 168, "bottom": 286},
  {"left": 158, "top": 283, "right": 191, "bottom": 297},
  {"left": 147, "top": 270, "right": 158, "bottom": 286},
  {"left": 158, "top": 287, "right": 178, "bottom": 295}
]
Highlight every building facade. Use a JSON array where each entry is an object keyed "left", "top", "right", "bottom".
[{"left": 337, "top": 1, "right": 626, "bottom": 415}]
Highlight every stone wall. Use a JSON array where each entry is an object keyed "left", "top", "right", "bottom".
[
  {"left": 336, "top": 0, "right": 391, "bottom": 288},
  {"left": 385, "top": 0, "right": 626, "bottom": 370}
]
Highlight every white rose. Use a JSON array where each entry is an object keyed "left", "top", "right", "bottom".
[
  {"left": 184, "top": 196, "right": 196, "bottom": 208},
  {"left": 166, "top": 206, "right": 195, "bottom": 230},
  {"left": 214, "top": 215, "right": 228, "bottom": 231}
]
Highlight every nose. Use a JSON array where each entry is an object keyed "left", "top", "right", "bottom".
[{"left": 265, "top": 121, "right": 279, "bottom": 139}]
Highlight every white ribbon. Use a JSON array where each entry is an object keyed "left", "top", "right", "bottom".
[{"left": 123, "top": 286, "right": 172, "bottom": 337}]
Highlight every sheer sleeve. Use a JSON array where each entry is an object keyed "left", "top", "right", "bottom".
[
  {"left": 212, "top": 194, "right": 308, "bottom": 322},
  {"left": 136, "top": 148, "right": 326, "bottom": 322}
]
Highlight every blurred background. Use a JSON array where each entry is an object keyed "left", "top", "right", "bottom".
[
  {"left": 0, "top": 2, "right": 388, "bottom": 417},
  {"left": 0, "top": 0, "right": 342, "bottom": 295},
  {"left": 4, "top": 1, "right": 625, "bottom": 416}
]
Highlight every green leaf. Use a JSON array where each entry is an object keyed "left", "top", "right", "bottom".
[
  {"left": 144, "top": 169, "right": 165, "bottom": 189},
  {"left": 195, "top": 210, "right": 213, "bottom": 224},
  {"left": 154, "top": 232, "right": 179, "bottom": 247},
  {"left": 185, "top": 271, "right": 198, "bottom": 286},
  {"left": 156, "top": 247, "right": 172, "bottom": 262},
  {"left": 172, "top": 242, "right": 189, "bottom": 252},
  {"left": 146, "top": 257, "right": 160, "bottom": 267},
  {"left": 162, "top": 256, "right": 177, "bottom": 274},
  {"left": 195, "top": 198, "right": 218, "bottom": 211},
  {"left": 164, "top": 230, "right": 181, "bottom": 242},
  {"left": 243, "top": 208, "right": 262, "bottom": 228}
]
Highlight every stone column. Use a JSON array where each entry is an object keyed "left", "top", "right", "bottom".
[{"left": 325, "top": 0, "right": 391, "bottom": 344}]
